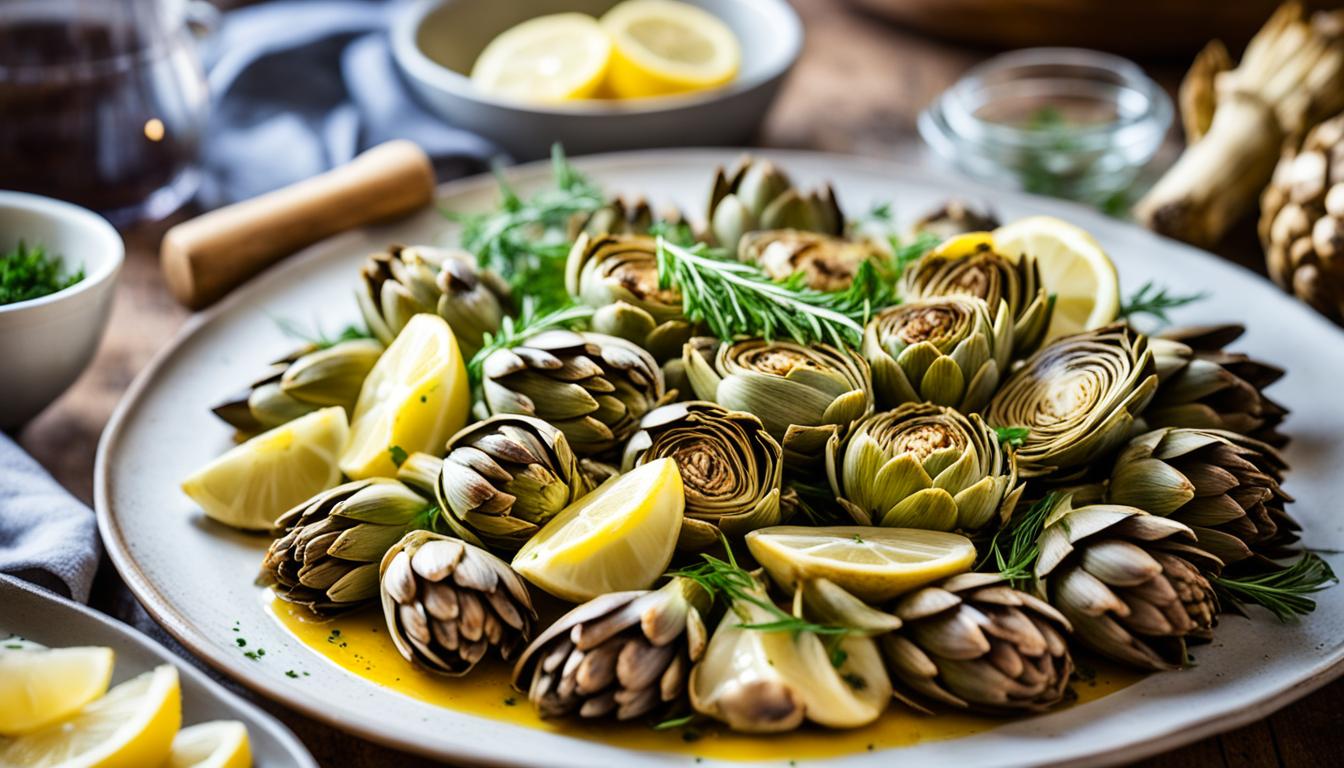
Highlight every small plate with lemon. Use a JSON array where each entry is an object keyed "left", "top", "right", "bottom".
[
  {"left": 0, "top": 575, "right": 315, "bottom": 768},
  {"left": 392, "top": 0, "right": 801, "bottom": 158},
  {"left": 98, "top": 149, "right": 1344, "bottom": 766}
]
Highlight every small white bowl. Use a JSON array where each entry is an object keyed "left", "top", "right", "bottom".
[
  {"left": 0, "top": 192, "right": 123, "bottom": 429},
  {"left": 391, "top": 0, "right": 802, "bottom": 160}
]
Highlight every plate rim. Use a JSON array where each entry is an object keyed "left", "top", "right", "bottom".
[{"left": 95, "top": 147, "right": 1344, "bottom": 767}]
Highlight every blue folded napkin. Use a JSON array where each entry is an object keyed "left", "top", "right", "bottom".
[
  {"left": 199, "top": 0, "right": 502, "bottom": 208},
  {"left": 0, "top": 433, "right": 100, "bottom": 602}
]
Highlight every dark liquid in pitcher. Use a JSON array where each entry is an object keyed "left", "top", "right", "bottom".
[{"left": 0, "top": 20, "right": 201, "bottom": 218}]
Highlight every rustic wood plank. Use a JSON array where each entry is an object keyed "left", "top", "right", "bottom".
[{"left": 11, "top": 1, "right": 1338, "bottom": 766}]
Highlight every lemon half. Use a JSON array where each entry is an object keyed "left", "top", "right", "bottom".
[
  {"left": 992, "top": 216, "right": 1120, "bottom": 343},
  {"left": 601, "top": 0, "right": 741, "bottom": 99},
  {"left": 513, "top": 458, "right": 684, "bottom": 602},
  {"left": 746, "top": 525, "right": 976, "bottom": 603},
  {"left": 340, "top": 314, "right": 470, "bottom": 480},
  {"left": 167, "top": 721, "right": 251, "bottom": 768},
  {"left": 183, "top": 406, "right": 347, "bottom": 531},
  {"left": 0, "top": 664, "right": 182, "bottom": 768},
  {"left": 471, "top": 13, "right": 612, "bottom": 103},
  {"left": 0, "top": 645, "right": 114, "bottom": 736}
]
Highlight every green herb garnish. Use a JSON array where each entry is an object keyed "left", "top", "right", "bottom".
[
  {"left": 1214, "top": 554, "right": 1337, "bottom": 622},
  {"left": 978, "top": 492, "right": 1058, "bottom": 586},
  {"left": 1, "top": 241, "right": 83, "bottom": 305},
  {"left": 1118, "top": 281, "right": 1207, "bottom": 326},
  {"left": 467, "top": 300, "right": 594, "bottom": 383},
  {"left": 994, "top": 426, "right": 1030, "bottom": 449}
]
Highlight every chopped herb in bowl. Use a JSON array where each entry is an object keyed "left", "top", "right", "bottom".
[{"left": 1, "top": 241, "right": 84, "bottom": 306}]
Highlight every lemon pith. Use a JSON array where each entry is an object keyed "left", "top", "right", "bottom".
[
  {"left": 992, "top": 216, "right": 1120, "bottom": 343},
  {"left": 600, "top": 0, "right": 741, "bottom": 99},
  {"left": 0, "top": 646, "right": 115, "bottom": 736},
  {"left": 167, "top": 720, "right": 252, "bottom": 768},
  {"left": 471, "top": 13, "right": 613, "bottom": 103}
]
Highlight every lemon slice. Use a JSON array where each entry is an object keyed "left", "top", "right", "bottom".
[
  {"left": 992, "top": 216, "right": 1120, "bottom": 343},
  {"left": 183, "top": 406, "right": 347, "bottom": 531},
  {"left": 0, "top": 664, "right": 181, "bottom": 768},
  {"left": 0, "top": 646, "right": 114, "bottom": 736},
  {"left": 513, "top": 458, "right": 684, "bottom": 602},
  {"left": 471, "top": 13, "right": 612, "bottom": 103},
  {"left": 166, "top": 721, "right": 251, "bottom": 768},
  {"left": 600, "top": 0, "right": 741, "bottom": 99},
  {"left": 745, "top": 526, "right": 976, "bottom": 604},
  {"left": 340, "top": 314, "right": 470, "bottom": 480}
]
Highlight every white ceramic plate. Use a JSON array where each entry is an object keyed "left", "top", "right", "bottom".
[
  {"left": 0, "top": 576, "right": 316, "bottom": 768},
  {"left": 97, "top": 150, "right": 1344, "bottom": 767}
]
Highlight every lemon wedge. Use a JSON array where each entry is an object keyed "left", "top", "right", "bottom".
[
  {"left": 471, "top": 13, "right": 612, "bottom": 103},
  {"left": 0, "top": 645, "right": 114, "bottom": 736},
  {"left": 600, "top": 0, "right": 741, "bottom": 99},
  {"left": 513, "top": 458, "right": 684, "bottom": 602},
  {"left": 746, "top": 525, "right": 976, "bottom": 603},
  {"left": 0, "top": 664, "right": 182, "bottom": 768},
  {"left": 183, "top": 406, "right": 347, "bottom": 531},
  {"left": 166, "top": 721, "right": 251, "bottom": 768},
  {"left": 992, "top": 216, "right": 1120, "bottom": 343},
  {"left": 339, "top": 314, "right": 470, "bottom": 480}
]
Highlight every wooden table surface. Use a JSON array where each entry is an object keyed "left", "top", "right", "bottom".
[{"left": 12, "top": 1, "right": 1341, "bottom": 765}]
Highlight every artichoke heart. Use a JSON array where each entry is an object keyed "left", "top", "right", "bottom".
[
  {"left": 707, "top": 155, "right": 844, "bottom": 252},
  {"left": 683, "top": 337, "right": 874, "bottom": 469},
  {"left": 565, "top": 233, "right": 694, "bottom": 361},
  {"left": 738, "top": 229, "right": 883, "bottom": 291},
  {"left": 826, "top": 403, "right": 1022, "bottom": 532},
  {"left": 863, "top": 295, "right": 1013, "bottom": 413},
  {"left": 623, "top": 401, "right": 785, "bottom": 550},
  {"left": 689, "top": 584, "right": 891, "bottom": 732}
]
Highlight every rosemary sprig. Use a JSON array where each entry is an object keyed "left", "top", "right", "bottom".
[
  {"left": 1118, "top": 281, "right": 1208, "bottom": 325},
  {"left": 978, "top": 492, "right": 1058, "bottom": 586},
  {"left": 994, "top": 426, "right": 1030, "bottom": 449},
  {"left": 467, "top": 300, "right": 594, "bottom": 382},
  {"left": 453, "top": 145, "right": 604, "bottom": 308},
  {"left": 1213, "top": 554, "right": 1337, "bottom": 623},
  {"left": 656, "top": 237, "right": 884, "bottom": 348}
]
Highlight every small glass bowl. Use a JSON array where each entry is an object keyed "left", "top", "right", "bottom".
[{"left": 919, "top": 48, "right": 1172, "bottom": 205}]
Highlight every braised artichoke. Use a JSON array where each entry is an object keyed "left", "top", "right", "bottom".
[
  {"left": 434, "top": 415, "right": 592, "bottom": 552},
  {"left": 1034, "top": 495, "right": 1222, "bottom": 670},
  {"left": 1107, "top": 427, "right": 1297, "bottom": 566},
  {"left": 899, "top": 233, "right": 1052, "bottom": 355},
  {"left": 707, "top": 156, "right": 844, "bottom": 251},
  {"left": 261, "top": 477, "right": 439, "bottom": 614},
  {"left": 478, "top": 330, "right": 670, "bottom": 456},
  {"left": 882, "top": 572, "right": 1073, "bottom": 714},
  {"left": 565, "top": 233, "right": 694, "bottom": 361},
  {"left": 357, "top": 244, "right": 511, "bottom": 358},
  {"left": 512, "top": 577, "right": 709, "bottom": 720},
  {"left": 863, "top": 296, "right": 1013, "bottom": 412},
  {"left": 623, "top": 401, "right": 785, "bottom": 550},
  {"left": 212, "top": 338, "right": 383, "bottom": 436},
  {"left": 910, "top": 200, "right": 1001, "bottom": 240},
  {"left": 689, "top": 578, "right": 891, "bottom": 732},
  {"left": 986, "top": 324, "right": 1158, "bottom": 478},
  {"left": 737, "top": 230, "right": 883, "bottom": 291},
  {"left": 567, "top": 196, "right": 679, "bottom": 240},
  {"left": 1144, "top": 324, "right": 1288, "bottom": 447},
  {"left": 826, "top": 403, "right": 1022, "bottom": 532},
  {"left": 380, "top": 530, "right": 536, "bottom": 676},
  {"left": 683, "top": 336, "right": 874, "bottom": 468}
]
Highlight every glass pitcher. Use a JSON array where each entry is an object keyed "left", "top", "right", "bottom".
[{"left": 0, "top": 0, "right": 213, "bottom": 226}]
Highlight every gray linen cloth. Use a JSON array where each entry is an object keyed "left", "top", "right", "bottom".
[
  {"left": 199, "top": 0, "right": 501, "bottom": 207},
  {"left": 0, "top": 433, "right": 99, "bottom": 602}
]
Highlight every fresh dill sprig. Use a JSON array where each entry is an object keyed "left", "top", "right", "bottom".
[
  {"left": 671, "top": 537, "right": 850, "bottom": 639},
  {"left": 1214, "top": 554, "right": 1337, "bottom": 623},
  {"left": 978, "top": 492, "right": 1058, "bottom": 586},
  {"left": 884, "top": 231, "right": 942, "bottom": 284},
  {"left": 274, "top": 317, "right": 373, "bottom": 349},
  {"left": 994, "top": 426, "right": 1030, "bottom": 449},
  {"left": 453, "top": 145, "right": 604, "bottom": 309},
  {"left": 467, "top": 300, "right": 594, "bottom": 382},
  {"left": 656, "top": 237, "right": 883, "bottom": 348},
  {"left": 1118, "top": 281, "right": 1208, "bottom": 326}
]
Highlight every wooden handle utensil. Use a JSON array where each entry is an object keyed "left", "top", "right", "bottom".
[{"left": 161, "top": 140, "right": 436, "bottom": 310}]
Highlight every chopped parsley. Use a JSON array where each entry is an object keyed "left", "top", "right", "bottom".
[{"left": 1, "top": 241, "right": 83, "bottom": 305}]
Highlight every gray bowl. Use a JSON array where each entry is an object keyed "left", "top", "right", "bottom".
[{"left": 390, "top": 0, "right": 802, "bottom": 160}]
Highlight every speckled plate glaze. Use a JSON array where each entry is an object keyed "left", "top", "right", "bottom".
[
  {"left": 0, "top": 576, "right": 316, "bottom": 768},
  {"left": 97, "top": 150, "right": 1344, "bottom": 767}
]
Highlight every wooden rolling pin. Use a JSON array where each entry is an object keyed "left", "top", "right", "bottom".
[{"left": 161, "top": 140, "right": 436, "bottom": 310}]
